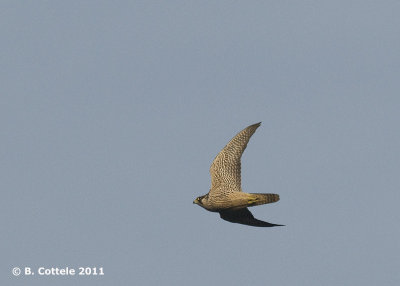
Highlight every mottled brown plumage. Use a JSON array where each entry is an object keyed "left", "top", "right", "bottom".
[{"left": 193, "top": 122, "right": 283, "bottom": 227}]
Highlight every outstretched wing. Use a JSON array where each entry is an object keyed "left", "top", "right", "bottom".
[
  {"left": 219, "top": 208, "right": 283, "bottom": 227},
  {"left": 209, "top": 122, "right": 261, "bottom": 193}
]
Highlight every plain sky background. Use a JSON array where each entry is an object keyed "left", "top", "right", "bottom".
[{"left": 1, "top": 1, "right": 400, "bottom": 285}]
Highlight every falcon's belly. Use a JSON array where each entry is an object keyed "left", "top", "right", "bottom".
[{"left": 208, "top": 192, "right": 252, "bottom": 211}]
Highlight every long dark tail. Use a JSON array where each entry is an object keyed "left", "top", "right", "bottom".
[{"left": 247, "top": 193, "right": 280, "bottom": 207}]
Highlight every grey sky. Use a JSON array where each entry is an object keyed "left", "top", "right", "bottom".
[{"left": 2, "top": 1, "right": 400, "bottom": 285}]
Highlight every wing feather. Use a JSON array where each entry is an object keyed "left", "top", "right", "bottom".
[
  {"left": 209, "top": 122, "right": 261, "bottom": 193},
  {"left": 219, "top": 208, "right": 283, "bottom": 227}
]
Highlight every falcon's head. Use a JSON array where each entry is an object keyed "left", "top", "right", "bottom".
[{"left": 193, "top": 194, "right": 208, "bottom": 206}]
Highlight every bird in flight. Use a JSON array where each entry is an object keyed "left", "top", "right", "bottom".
[{"left": 193, "top": 122, "right": 283, "bottom": 227}]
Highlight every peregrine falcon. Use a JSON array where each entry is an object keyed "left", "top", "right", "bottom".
[{"left": 193, "top": 122, "right": 283, "bottom": 227}]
